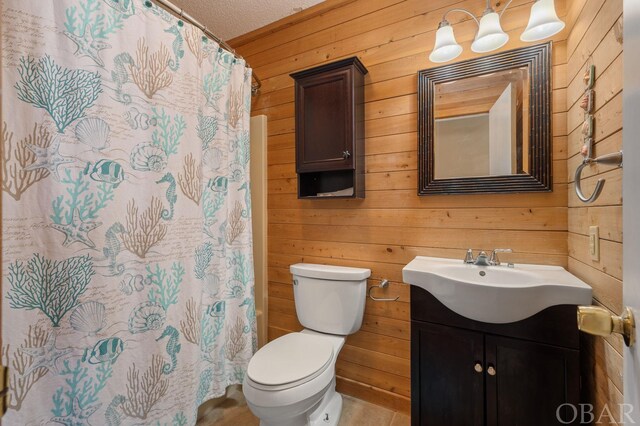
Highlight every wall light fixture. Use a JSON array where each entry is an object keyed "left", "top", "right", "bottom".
[{"left": 429, "top": 0, "right": 565, "bottom": 63}]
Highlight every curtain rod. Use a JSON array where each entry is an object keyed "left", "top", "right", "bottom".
[{"left": 151, "top": 0, "right": 262, "bottom": 95}]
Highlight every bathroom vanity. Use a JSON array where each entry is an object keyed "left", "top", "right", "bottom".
[
  {"left": 403, "top": 256, "right": 592, "bottom": 426},
  {"left": 411, "top": 287, "right": 580, "bottom": 425}
]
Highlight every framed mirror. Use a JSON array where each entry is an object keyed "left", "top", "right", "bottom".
[{"left": 418, "top": 42, "right": 552, "bottom": 195}]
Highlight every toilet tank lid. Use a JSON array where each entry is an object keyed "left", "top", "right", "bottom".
[{"left": 290, "top": 263, "right": 371, "bottom": 281}]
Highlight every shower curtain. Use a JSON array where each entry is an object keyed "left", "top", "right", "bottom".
[{"left": 1, "top": 1, "right": 256, "bottom": 424}]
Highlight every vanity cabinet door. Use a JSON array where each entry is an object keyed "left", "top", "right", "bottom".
[
  {"left": 485, "top": 335, "right": 580, "bottom": 426},
  {"left": 411, "top": 321, "right": 485, "bottom": 426}
]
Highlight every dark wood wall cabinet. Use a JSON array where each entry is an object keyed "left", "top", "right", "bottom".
[
  {"left": 411, "top": 286, "right": 582, "bottom": 426},
  {"left": 291, "top": 57, "right": 368, "bottom": 199}
]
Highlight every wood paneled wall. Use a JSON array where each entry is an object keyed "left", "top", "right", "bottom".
[
  {"left": 565, "top": 0, "right": 624, "bottom": 423},
  {"left": 230, "top": 0, "right": 570, "bottom": 413}
]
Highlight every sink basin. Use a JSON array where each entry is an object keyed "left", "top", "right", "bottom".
[{"left": 402, "top": 256, "right": 592, "bottom": 324}]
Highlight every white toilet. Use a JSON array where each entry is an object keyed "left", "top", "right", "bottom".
[{"left": 243, "top": 263, "right": 371, "bottom": 426}]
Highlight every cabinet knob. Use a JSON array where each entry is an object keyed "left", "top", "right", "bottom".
[
  {"left": 342, "top": 150, "right": 351, "bottom": 159},
  {"left": 474, "top": 362, "right": 483, "bottom": 373},
  {"left": 487, "top": 365, "right": 496, "bottom": 376}
]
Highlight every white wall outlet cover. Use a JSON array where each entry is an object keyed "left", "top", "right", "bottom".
[{"left": 589, "top": 225, "right": 600, "bottom": 261}]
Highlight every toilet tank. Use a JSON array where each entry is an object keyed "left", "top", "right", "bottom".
[{"left": 290, "top": 263, "right": 371, "bottom": 335}]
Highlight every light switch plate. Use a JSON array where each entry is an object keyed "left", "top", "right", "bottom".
[{"left": 589, "top": 226, "right": 600, "bottom": 261}]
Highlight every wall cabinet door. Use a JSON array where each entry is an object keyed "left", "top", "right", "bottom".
[
  {"left": 485, "top": 335, "right": 580, "bottom": 426},
  {"left": 295, "top": 68, "right": 354, "bottom": 173},
  {"left": 412, "top": 321, "right": 485, "bottom": 426}
]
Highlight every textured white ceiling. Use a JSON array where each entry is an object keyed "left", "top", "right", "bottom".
[{"left": 169, "top": 0, "right": 325, "bottom": 41}]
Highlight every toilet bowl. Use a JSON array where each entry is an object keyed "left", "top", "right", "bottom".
[{"left": 243, "top": 263, "right": 371, "bottom": 426}]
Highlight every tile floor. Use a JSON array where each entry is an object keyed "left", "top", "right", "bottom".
[{"left": 196, "top": 385, "right": 410, "bottom": 426}]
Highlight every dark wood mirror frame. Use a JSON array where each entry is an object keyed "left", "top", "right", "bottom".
[{"left": 418, "top": 42, "right": 553, "bottom": 195}]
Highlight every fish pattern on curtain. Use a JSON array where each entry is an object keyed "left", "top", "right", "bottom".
[{"left": 1, "top": 0, "right": 256, "bottom": 424}]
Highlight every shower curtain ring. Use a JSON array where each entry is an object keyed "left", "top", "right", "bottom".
[{"left": 179, "top": 8, "right": 184, "bottom": 18}]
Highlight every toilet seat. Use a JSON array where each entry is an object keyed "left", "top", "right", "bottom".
[{"left": 247, "top": 332, "right": 334, "bottom": 391}]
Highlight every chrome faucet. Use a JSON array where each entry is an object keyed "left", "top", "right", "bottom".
[
  {"left": 464, "top": 248, "right": 513, "bottom": 266},
  {"left": 474, "top": 251, "right": 490, "bottom": 266}
]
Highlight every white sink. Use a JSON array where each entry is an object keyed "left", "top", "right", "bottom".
[{"left": 402, "top": 256, "right": 592, "bottom": 324}]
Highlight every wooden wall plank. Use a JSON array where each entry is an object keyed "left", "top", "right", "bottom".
[
  {"left": 568, "top": 233, "right": 622, "bottom": 280},
  {"left": 268, "top": 224, "right": 568, "bottom": 254},
  {"left": 230, "top": 0, "right": 399, "bottom": 55},
  {"left": 336, "top": 376, "right": 411, "bottom": 414},
  {"left": 569, "top": 258, "right": 622, "bottom": 315},
  {"left": 267, "top": 186, "right": 569, "bottom": 210},
  {"left": 267, "top": 237, "right": 568, "bottom": 266},
  {"left": 567, "top": 206, "right": 622, "bottom": 242},
  {"left": 268, "top": 207, "right": 568, "bottom": 231},
  {"left": 336, "top": 359, "right": 411, "bottom": 397},
  {"left": 567, "top": 0, "right": 623, "bottom": 80}
]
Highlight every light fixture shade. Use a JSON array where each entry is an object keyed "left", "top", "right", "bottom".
[
  {"left": 471, "top": 12, "right": 509, "bottom": 53},
  {"left": 429, "top": 23, "right": 463, "bottom": 63},
  {"left": 521, "top": 0, "right": 565, "bottom": 42}
]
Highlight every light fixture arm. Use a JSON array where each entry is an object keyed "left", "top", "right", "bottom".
[
  {"left": 499, "top": 0, "right": 515, "bottom": 18},
  {"left": 442, "top": 8, "right": 480, "bottom": 26},
  {"left": 483, "top": 0, "right": 494, "bottom": 14},
  {"left": 440, "top": 0, "right": 514, "bottom": 26}
]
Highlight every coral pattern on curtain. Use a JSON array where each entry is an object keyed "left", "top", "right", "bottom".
[{"left": 1, "top": 0, "right": 256, "bottom": 424}]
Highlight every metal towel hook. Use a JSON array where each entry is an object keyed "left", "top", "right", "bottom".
[
  {"left": 368, "top": 279, "right": 399, "bottom": 302},
  {"left": 575, "top": 151, "right": 623, "bottom": 204}
]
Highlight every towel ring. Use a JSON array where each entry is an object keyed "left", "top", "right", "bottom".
[
  {"left": 368, "top": 279, "right": 399, "bottom": 302},
  {"left": 574, "top": 151, "right": 623, "bottom": 204}
]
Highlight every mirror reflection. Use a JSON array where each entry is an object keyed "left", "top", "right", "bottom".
[{"left": 433, "top": 67, "right": 530, "bottom": 179}]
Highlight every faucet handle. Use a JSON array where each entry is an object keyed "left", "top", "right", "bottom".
[
  {"left": 489, "top": 249, "right": 513, "bottom": 265},
  {"left": 464, "top": 249, "right": 475, "bottom": 264}
]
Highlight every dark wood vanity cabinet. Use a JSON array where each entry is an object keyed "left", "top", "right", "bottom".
[
  {"left": 290, "top": 57, "right": 367, "bottom": 198},
  {"left": 411, "top": 286, "right": 581, "bottom": 426}
]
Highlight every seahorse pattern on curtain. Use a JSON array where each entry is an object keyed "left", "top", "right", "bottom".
[{"left": 1, "top": 0, "right": 256, "bottom": 424}]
